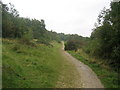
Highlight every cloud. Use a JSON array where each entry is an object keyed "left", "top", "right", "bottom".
[{"left": 3, "top": 0, "right": 111, "bottom": 37}]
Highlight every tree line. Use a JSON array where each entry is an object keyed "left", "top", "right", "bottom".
[
  {"left": 1, "top": 1, "right": 62, "bottom": 45},
  {"left": 1, "top": 1, "right": 87, "bottom": 46},
  {"left": 1, "top": 1, "right": 86, "bottom": 45}
]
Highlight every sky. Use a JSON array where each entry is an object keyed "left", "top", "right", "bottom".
[{"left": 3, "top": 0, "right": 112, "bottom": 37}]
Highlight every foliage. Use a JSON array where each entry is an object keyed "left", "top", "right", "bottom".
[
  {"left": 84, "top": 1, "right": 120, "bottom": 70},
  {"left": 65, "top": 40, "right": 78, "bottom": 51},
  {"left": 1, "top": 2, "right": 61, "bottom": 45},
  {"left": 64, "top": 34, "right": 89, "bottom": 51}
]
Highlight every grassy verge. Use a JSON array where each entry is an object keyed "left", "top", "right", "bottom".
[
  {"left": 2, "top": 38, "right": 63, "bottom": 88},
  {"left": 68, "top": 50, "right": 119, "bottom": 88}
]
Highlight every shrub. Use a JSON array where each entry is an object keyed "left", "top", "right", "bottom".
[{"left": 65, "top": 40, "right": 78, "bottom": 51}]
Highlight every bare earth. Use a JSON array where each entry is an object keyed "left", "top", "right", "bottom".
[{"left": 56, "top": 42, "right": 104, "bottom": 88}]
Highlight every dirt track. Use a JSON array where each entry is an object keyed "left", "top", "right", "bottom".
[{"left": 56, "top": 42, "right": 104, "bottom": 88}]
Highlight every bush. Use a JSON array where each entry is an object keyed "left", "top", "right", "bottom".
[{"left": 65, "top": 40, "right": 78, "bottom": 51}]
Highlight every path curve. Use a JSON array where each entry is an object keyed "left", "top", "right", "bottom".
[{"left": 57, "top": 42, "right": 104, "bottom": 88}]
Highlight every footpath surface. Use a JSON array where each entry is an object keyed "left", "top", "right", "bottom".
[{"left": 56, "top": 42, "right": 104, "bottom": 88}]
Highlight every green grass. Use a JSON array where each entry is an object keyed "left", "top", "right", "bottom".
[
  {"left": 68, "top": 50, "right": 119, "bottom": 88},
  {"left": 2, "top": 39, "right": 63, "bottom": 88}
]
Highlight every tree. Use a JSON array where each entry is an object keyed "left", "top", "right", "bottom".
[{"left": 89, "top": 1, "right": 120, "bottom": 69}]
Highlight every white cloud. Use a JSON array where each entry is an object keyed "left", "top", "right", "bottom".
[{"left": 3, "top": 0, "right": 111, "bottom": 37}]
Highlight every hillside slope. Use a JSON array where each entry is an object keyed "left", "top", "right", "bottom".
[{"left": 2, "top": 39, "right": 64, "bottom": 88}]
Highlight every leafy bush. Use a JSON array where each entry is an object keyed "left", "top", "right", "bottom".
[{"left": 65, "top": 40, "right": 78, "bottom": 51}]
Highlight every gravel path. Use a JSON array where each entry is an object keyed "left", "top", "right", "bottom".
[{"left": 56, "top": 42, "right": 104, "bottom": 88}]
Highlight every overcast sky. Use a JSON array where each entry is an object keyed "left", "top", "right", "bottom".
[{"left": 3, "top": 0, "right": 112, "bottom": 37}]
